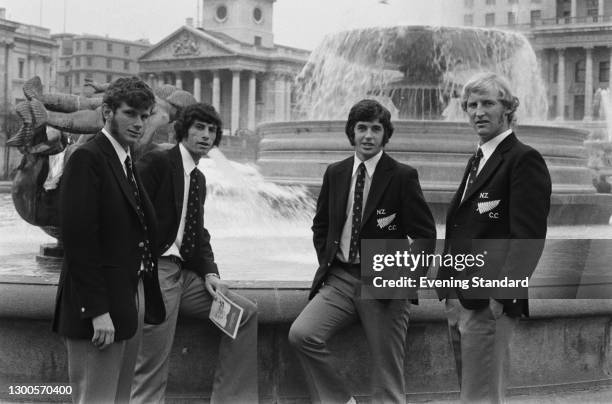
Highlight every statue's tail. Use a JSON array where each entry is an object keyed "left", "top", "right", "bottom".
[
  {"left": 7, "top": 99, "right": 48, "bottom": 148},
  {"left": 23, "top": 76, "right": 43, "bottom": 101}
]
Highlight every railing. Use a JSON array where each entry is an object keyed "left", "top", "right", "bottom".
[{"left": 492, "top": 14, "right": 612, "bottom": 30}]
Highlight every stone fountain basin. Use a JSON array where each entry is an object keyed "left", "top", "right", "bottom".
[
  {"left": 2, "top": 235, "right": 612, "bottom": 401},
  {"left": 257, "top": 120, "right": 612, "bottom": 225}
]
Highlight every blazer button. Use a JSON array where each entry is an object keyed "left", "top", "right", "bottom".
[
  {"left": 138, "top": 241, "right": 144, "bottom": 248},
  {"left": 333, "top": 240, "right": 339, "bottom": 245},
  {"left": 327, "top": 262, "right": 332, "bottom": 267},
  {"left": 512, "top": 299, "right": 517, "bottom": 303},
  {"left": 81, "top": 307, "right": 85, "bottom": 312}
]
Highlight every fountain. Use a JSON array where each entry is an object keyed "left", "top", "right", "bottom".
[{"left": 259, "top": 26, "right": 612, "bottom": 224}]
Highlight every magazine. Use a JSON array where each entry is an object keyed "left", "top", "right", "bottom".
[{"left": 209, "top": 291, "right": 244, "bottom": 339}]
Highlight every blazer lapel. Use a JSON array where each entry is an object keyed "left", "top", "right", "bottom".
[
  {"left": 331, "top": 157, "right": 353, "bottom": 226},
  {"left": 460, "top": 133, "right": 517, "bottom": 205},
  {"left": 362, "top": 153, "right": 394, "bottom": 226},
  {"left": 96, "top": 133, "right": 140, "bottom": 215},
  {"left": 169, "top": 146, "right": 184, "bottom": 221},
  {"left": 447, "top": 156, "right": 473, "bottom": 218}
]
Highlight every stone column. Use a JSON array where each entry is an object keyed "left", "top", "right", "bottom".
[
  {"left": 284, "top": 76, "right": 292, "bottom": 121},
  {"left": 274, "top": 74, "right": 285, "bottom": 122},
  {"left": 148, "top": 73, "right": 156, "bottom": 88},
  {"left": 248, "top": 71, "right": 256, "bottom": 130},
  {"left": 212, "top": 70, "right": 220, "bottom": 111},
  {"left": 193, "top": 71, "right": 201, "bottom": 102},
  {"left": 609, "top": 48, "right": 612, "bottom": 90},
  {"left": 571, "top": 0, "right": 577, "bottom": 18},
  {"left": 231, "top": 69, "right": 241, "bottom": 135},
  {"left": 584, "top": 47, "right": 594, "bottom": 121},
  {"left": 557, "top": 48, "right": 566, "bottom": 120},
  {"left": 599, "top": 0, "right": 605, "bottom": 19},
  {"left": 175, "top": 73, "right": 183, "bottom": 90}
]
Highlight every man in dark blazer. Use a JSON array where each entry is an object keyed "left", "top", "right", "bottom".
[
  {"left": 437, "top": 72, "right": 551, "bottom": 402},
  {"left": 289, "top": 99, "right": 436, "bottom": 403},
  {"left": 131, "top": 103, "right": 258, "bottom": 403},
  {"left": 53, "top": 77, "right": 165, "bottom": 403}
]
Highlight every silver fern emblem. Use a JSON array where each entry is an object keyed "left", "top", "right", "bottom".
[
  {"left": 477, "top": 200, "right": 500, "bottom": 214},
  {"left": 377, "top": 213, "right": 396, "bottom": 229}
]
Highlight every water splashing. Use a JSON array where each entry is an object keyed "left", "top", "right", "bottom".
[
  {"left": 295, "top": 26, "right": 548, "bottom": 122},
  {"left": 200, "top": 148, "right": 315, "bottom": 238}
]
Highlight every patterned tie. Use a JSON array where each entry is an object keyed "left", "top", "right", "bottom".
[
  {"left": 462, "top": 148, "right": 483, "bottom": 201},
  {"left": 348, "top": 163, "right": 366, "bottom": 263},
  {"left": 124, "top": 156, "right": 153, "bottom": 274},
  {"left": 180, "top": 168, "right": 203, "bottom": 261}
]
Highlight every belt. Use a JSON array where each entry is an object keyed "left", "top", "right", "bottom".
[
  {"left": 162, "top": 255, "right": 183, "bottom": 270},
  {"left": 332, "top": 258, "right": 361, "bottom": 279}
]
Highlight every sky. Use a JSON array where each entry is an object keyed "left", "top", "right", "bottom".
[{"left": 0, "top": 0, "right": 459, "bottom": 50}]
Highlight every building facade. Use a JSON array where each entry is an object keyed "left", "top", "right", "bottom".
[
  {"left": 138, "top": 0, "right": 309, "bottom": 135},
  {"left": 54, "top": 33, "right": 150, "bottom": 95},
  {"left": 0, "top": 8, "right": 58, "bottom": 178},
  {"left": 455, "top": 0, "right": 612, "bottom": 121}
]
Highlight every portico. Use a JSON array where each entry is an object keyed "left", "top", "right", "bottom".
[{"left": 138, "top": 25, "right": 308, "bottom": 135}]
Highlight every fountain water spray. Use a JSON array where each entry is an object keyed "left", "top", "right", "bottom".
[{"left": 295, "top": 26, "right": 548, "bottom": 122}]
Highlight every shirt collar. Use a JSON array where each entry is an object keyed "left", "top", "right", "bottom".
[
  {"left": 352, "top": 150, "right": 383, "bottom": 178},
  {"left": 478, "top": 128, "right": 513, "bottom": 161},
  {"left": 101, "top": 128, "right": 130, "bottom": 165},
  {"left": 179, "top": 142, "right": 198, "bottom": 175}
]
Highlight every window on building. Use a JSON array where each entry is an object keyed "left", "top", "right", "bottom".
[
  {"left": 254, "top": 36, "right": 262, "bottom": 46},
  {"left": 464, "top": 14, "right": 474, "bottom": 25},
  {"left": 75, "top": 41, "right": 81, "bottom": 51},
  {"left": 106, "top": 58, "right": 112, "bottom": 68},
  {"left": 216, "top": 5, "right": 228, "bottom": 20},
  {"left": 124, "top": 60, "right": 129, "bottom": 70},
  {"left": 553, "top": 63, "right": 558, "bottom": 83},
  {"left": 87, "top": 56, "right": 92, "bottom": 66},
  {"left": 464, "top": 0, "right": 474, "bottom": 7},
  {"left": 508, "top": 11, "right": 516, "bottom": 25},
  {"left": 107, "top": 42, "right": 113, "bottom": 52},
  {"left": 64, "top": 75, "right": 70, "bottom": 88},
  {"left": 86, "top": 41, "right": 93, "bottom": 51},
  {"left": 485, "top": 13, "right": 496, "bottom": 26},
  {"left": 106, "top": 74, "right": 113, "bottom": 83},
  {"left": 75, "top": 57, "right": 81, "bottom": 67},
  {"left": 124, "top": 46, "right": 130, "bottom": 56},
  {"left": 253, "top": 7, "right": 262, "bottom": 23},
  {"left": 600, "top": 61, "right": 610, "bottom": 82},
  {"left": 586, "top": 0, "right": 598, "bottom": 17},
  {"left": 508, "top": 0, "right": 518, "bottom": 4},
  {"left": 75, "top": 72, "right": 80, "bottom": 86},
  {"left": 530, "top": 10, "right": 542, "bottom": 25},
  {"left": 486, "top": 0, "right": 495, "bottom": 5},
  {"left": 575, "top": 60, "right": 586, "bottom": 83},
  {"left": 85, "top": 73, "right": 93, "bottom": 80},
  {"left": 18, "top": 59, "right": 24, "bottom": 78}
]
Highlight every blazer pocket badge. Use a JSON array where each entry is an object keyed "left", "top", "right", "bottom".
[
  {"left": 476, "top": 199, "right": 500, "bottom": 214},
  {"left": 377, "top": 213, "right": 397, "bottom": 229}
]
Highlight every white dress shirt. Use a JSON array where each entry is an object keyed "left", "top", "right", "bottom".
[{"left": 337, "top": 150, "right": 384, "bottom": 263}]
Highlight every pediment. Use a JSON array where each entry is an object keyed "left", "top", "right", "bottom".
[{"left": 140, "top": 27, "right": 234, "bottom": 61}]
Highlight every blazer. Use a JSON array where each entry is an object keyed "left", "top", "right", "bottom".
[
  {"left": 136, "top": 145, "right": 219, "bottom": 278},
  {"left": 310, "top": 152, "right": 437, "bottom": 300},
  {"left": 53, "top": 133, "right": 165, "bottom": 341},
  {"left": 438, "top": 133, "right": 551, "bottom": 317}
]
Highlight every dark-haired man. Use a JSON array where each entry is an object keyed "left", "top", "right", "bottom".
[
  {"left": 289, "top": 99, "right": 436, "bottom": 403},
  {"left": 131, "top": 103, "right": 258, "bottom": 403},
  {"left": 53, "top": 77, "right": 166, "bottom": 403}
]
